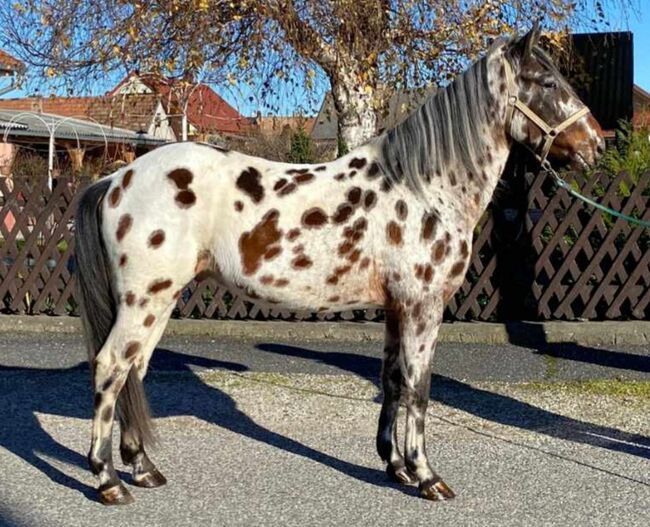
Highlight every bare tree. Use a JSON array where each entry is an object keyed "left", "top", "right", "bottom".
[{"left": 0, "top": 0, "right": 638, "bottom": 151}]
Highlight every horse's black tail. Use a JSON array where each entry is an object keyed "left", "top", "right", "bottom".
[{"left": 75, "top": 178, "right": 155, "bottom": 447}]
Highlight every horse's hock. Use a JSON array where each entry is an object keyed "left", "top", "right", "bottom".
[{"left": 0, "top": 172, "right": 648, "bottom": 321}]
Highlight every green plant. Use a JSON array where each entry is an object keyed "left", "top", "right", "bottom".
[
  {"left": 598, "top": 121, "right": 650, "bottom": 182},
  {"left": 288, "top": 127, "right": 313, "bottom": 164}
]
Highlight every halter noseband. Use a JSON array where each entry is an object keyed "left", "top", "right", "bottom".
[{"left": 503, "top": 59, "right": 590, "bottom": 166}]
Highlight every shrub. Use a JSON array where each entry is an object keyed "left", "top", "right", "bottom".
[
  {"left": 288, "top": 127, "right": 313, "bottom": 164},
  {"left": 598, "top": 121, "right": 650, "bottom": 182}
]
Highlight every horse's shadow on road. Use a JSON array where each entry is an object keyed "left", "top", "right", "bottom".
[
  {"left": 1, "top": 341, "right": 649, "bottom": 507},
  {"left": 0, "top": 348, "right": 399, "bottom": 506}
]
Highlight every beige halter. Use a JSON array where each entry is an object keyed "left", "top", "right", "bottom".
[{"left": 503, "top": 59, "right": 590, "bottom": 165}]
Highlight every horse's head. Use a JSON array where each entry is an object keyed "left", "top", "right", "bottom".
[{"left": 504, "top": 23, "right": 605, "bottom": 169}]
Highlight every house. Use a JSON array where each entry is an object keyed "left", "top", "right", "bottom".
[
  {"left": 0, "top": 94, "right": 176, "bottom": 141},
  {"left": 108, "top": 72, "right": 252, "bottom": 141},
  {"left": 0, "top": 108, "right": 166, "bottom": 177},
  {"left": 256, "top": 116, "right": 316, "bottom": 137},
  {"left": 311, "top": 88, "right": 433, "bottom": 146},
  {"left": 633, "top": 84, "right": 650, "bottom": 128},
  {"left": 0, "top": 50, "right": 24, "bottom": 97}
]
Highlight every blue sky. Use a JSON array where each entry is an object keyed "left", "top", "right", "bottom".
[
  {"left": 3, "top": 5, "right": 650, "bottom": 114},
  {"left": 626, "top": 7, "right": 650, "bottom": 90}
]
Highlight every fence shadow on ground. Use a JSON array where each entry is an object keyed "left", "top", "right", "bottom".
[
  {"left": 1, "top": 343, "right": 648, "bottom": 507},
  {"left": 505, "top": 321, "right": 650, "bottom": 374}
]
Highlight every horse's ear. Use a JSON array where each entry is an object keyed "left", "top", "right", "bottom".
[{"left": 511, "top": 21, "right": 541, "bottom": 60}]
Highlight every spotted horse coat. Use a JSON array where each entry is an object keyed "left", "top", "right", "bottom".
[{"left": 75, "top": 25, "right": 604, "bottom": 506}]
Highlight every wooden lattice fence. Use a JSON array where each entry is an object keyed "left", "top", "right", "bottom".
[{"left": 0, "top": 172, "right": 648, "bottom": 321}]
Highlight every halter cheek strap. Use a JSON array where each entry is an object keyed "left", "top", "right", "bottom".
[{"left": 503, "top": 60, "right": 590, "bottom": 165}]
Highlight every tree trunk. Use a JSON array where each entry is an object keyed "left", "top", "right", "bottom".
[{"left": 331, "top": 74, "right": 378, "bottom": 153}]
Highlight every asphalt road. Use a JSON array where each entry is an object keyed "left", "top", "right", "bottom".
[
  {"left": 0, "top": 333, "right": 649, "bottom": 526},
  {"left": 0, "top": 332, "right": 649, "bottom": 381}
]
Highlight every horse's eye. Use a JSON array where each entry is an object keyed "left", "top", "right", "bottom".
[{"left": 542, "top": 80, "right": 558, "bottom": 90}]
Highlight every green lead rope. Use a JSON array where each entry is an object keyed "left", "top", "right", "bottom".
[{"left": 541, "top": 162, "right": 650, "bottom": 229}]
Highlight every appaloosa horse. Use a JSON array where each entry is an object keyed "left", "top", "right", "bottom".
[{"left": 75, "top": 25, "right": 605, "bottom": 505}]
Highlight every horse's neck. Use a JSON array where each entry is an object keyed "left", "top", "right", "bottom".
[{"left": 423, "top": 53, "right": 513, "bottom": 226}]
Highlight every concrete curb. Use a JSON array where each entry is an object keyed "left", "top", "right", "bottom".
[{"left": 0, "top": 315, "right": 649, "bottom": 346}]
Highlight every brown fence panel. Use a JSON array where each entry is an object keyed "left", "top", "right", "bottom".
[
  {"left": 0, "top": 177, "right": 89, "bottom": 315},
  {"left": 525, "top": 170, "right": 650, "bottom": 320},
  {"left": 0, "top": 171, "right": 648, "bottom": 321}
]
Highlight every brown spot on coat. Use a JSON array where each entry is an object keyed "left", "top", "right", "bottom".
[
  {"left": 275, "top": 278, "right": 289, "bottom": 287},
  {"left": 286, "top": 228, "right": 301, "bottom": 241},
  {"left": 360, "top": 257, "right": 371, "bottom": 269},
  {"left": 292, "top": 255, "right": 313, "bottom": 269},
  {"left": 332, "top": 203, "right": 353, "bottom": 224},
  {"left": 450, "top": 261, "right": 466, "bottom": 276},
  {"left": 175, "top": 190, "right": 196, "bottom": 208},
  {"left": 432, "top": 240, "right": 446, "bottom": 262},
  {"left": 328, "top": 295, "right": 340, "bottom": 302},
  {"left": 260, "top": 275, "right": 274, "bottom": 285},
  {"left": 315, "top": 165, "right": 327, "bottom": 171},
  {"left": 139, "top": 298, "right": 149, "bottom": 308},
  {"left": 460, "top": 241, "right": 469, "bottom": 258},
  {"left": 125, "top": 292, "right": 136, "bottom": 306},
  {"left": 148, "top": 229, "right": 165, "bottom": 248},
  {"left": 108, "top": 186, "right": 121, "bottom": 208},
  {"left": 302, "top": 207, "right": 328, "bottom": 228},
  {"left": 237, "top": 167, "right": 264, "bottom": 203},
  {"left": 264, "top": 246, "right": 282, "bottom": 261},
  {"left": 122, "top": 169, "right": 134, "bottom": 189},
  {"left": 119, "top": 254, "right": 128, "bottom": 267},
  {"left": 116, "top": 214, "right": 132, "bottom": 242},
  {"left": 395, "top": 200, "right": 408, "bottom": 220},
  {"left": 125, "top": 341, "right": 141, "bottom": 360},
  {"left": 274, "top": 178, "right": 288, "bottom": 191},
  {"left": 349, "top": 157, "right": 367, "bottom": 169},
  {"left": 421, "top": 212, "right": 437, "bottom": 241},
  {"left": 234, "top": 200, "right": 244, "bottom": 212},
  {"left": 386, "top": 221, "right": 402, "bottom": 246},
  {"left": 278, "top": 182, "right": 297, "bottom": 196},
  {"left": 101, "top": 406, "right": 113, "bottom": 423},
  {"left": 287, "top": 168, "right": 309, "bottom": 174},
  {"left": 423, "top": 264, "right": 433, "bottom": 283},
  {"left": 366, "top": 162, "right": 380, "bottom": 179},
  {"left": 363, "top": 190, "right": 377, "bottom": 210},
  {"left": 144, "top": 314, "right": 156, "bottom": 327},
  {"left": 347, "top": 187, "right": 362, "bottom": 205},
  {"left": 239, "top": 209, "right": 282, "bottom": 275},
  {"left": 167, "top": 168, "right": 192, "bottom": 189},
  {"left": 148, "top": 279, "right": 173, "bottom": 294},
  {"left": 294, "top": 173, "right": 314, "bottom": 184}
]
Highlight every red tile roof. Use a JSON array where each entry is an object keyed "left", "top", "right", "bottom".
[
  {"left": 0, "top": 50, "right": 24, "bottom": 73},
  {"left": 109, "top": 73, "right": 251, "bottom": 136},
  {"left": 257, "top": 116, "right": 316, "bottom": 135},
  {"left": 0, "top": 94, "right": 161, "bottom": 133}
]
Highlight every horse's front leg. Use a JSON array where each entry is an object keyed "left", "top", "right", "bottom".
[{"left": 399, "top": 296, "right": 456, "bottom": 501}]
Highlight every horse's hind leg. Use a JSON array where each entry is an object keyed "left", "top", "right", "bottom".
[
  {"left": 119, "top": 303, "right": 175, "bottom": 488},
  {"left": 90, "top": 296, "right": 176, "bottom": 504},
  {"left": 377, "top": 310, "right": 416, "bottom": 485},
  {"left": 89, "top": 311, "right": 151, "bottom": 504},
  {"left": 399, "top": 296, "right": 455, "bottom": 501}
]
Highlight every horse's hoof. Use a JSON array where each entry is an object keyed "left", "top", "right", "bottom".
[
  {"left": 386, "top": 464, "right": 417, "bottom": 486},
  {"left": 419, "top": 478, "right": 456, "bottom": 501},
  {"left": 133, "top": 468, "right": 167, "bottom": 488},
  {"left": 99, "top": 483, "right": 135, "bottom": 505}
]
